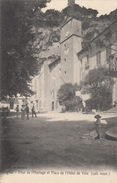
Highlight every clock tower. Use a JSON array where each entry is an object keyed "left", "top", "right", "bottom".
[{"left": 60, "top": 17, "right": 82, "bottom": 84}]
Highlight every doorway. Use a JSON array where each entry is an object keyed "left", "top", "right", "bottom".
[{"left": 52, "top": 101, "right": 54, "bottom": 111}]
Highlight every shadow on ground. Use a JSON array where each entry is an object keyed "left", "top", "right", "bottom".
[{"left": 1, "top": 115, "right": 117, "bottom": 173}]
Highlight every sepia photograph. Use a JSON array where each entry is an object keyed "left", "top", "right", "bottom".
[{"left": 0, "top": 0, "right": 117, "bottom": 182}]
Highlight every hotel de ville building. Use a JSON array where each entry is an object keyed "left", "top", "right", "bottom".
[{"left": 29, "top": 16, "right": 117, "bottom": 113}]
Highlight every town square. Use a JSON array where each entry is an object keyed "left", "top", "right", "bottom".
[{"left": 0, "top": 0, "right": 117, "bottom": 182}]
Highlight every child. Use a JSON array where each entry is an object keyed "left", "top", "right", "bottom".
[{"left": 94, "top": 114, "right": 101, "bottom": 139}]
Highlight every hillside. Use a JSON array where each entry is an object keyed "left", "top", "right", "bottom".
[{"left": 34, "top": 4, "right": 117, "bottom": 60}]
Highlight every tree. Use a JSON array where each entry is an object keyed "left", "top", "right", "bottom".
[
  {"left": 81, "top": 67, "right": 114, "bottom": 111},
  {"left": 62, "top": 4, "right": 98, "bottom": 19},
  {"left": 1, "top": 0, "right": 50, "bottom": 99},
  {"left": 57, "top": 83, "right": 82, "bottom": 111},
  {"left": 87, "top": 8, "right": 98, "bottom": 18},
  {"left": 44, "top": 9, "right": 64, "bottom": 26}
]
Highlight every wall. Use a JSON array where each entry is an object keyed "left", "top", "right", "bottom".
[
  {"left": 48, "top": 59, "right": 61, "bottom": 112},
  {"left": 60, "top": 18, "right": 82, "bottom": 84},
  {"left": 78, "top": 21, "right": 117, "bottom": 104}
]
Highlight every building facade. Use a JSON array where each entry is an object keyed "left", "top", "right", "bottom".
[
  {"left": 29, "top": 17, "right": 82, "bottom": 112},
  {"left": 29, "top": 42, "right": 62, "bottom": 112},
  {"left": 29, "top": 18, "right": 117, "bottom": 112},
  {"left": 78, "top": 20, "right": 117, "bottom": 104},
  {"left": 60, "top": 17, "right": 82, "bottom": 84}
]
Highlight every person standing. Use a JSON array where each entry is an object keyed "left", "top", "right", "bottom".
[
  {"left": 21, "top": 105, "right": 25, "bottom": 120},
  {"left": 25, "top": 104, "right": 29, "bottom": 120},
  {"left": 32, "top": 105, "right": 37, "bottom": 118},
  {"left": 15, "top": 105, "right": 19, "bottom": 119},
  {"left": 94, "top": 114, "right": 101, "bottom": 139}
]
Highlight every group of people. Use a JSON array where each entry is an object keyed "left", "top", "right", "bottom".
[
  {"left": 15, "top": 104, "right": 101, "bottom": 139},
  {"left": 15, "top": 104, "right": 37, "bottom": 120}
]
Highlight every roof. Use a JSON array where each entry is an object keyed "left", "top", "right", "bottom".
[
  {"left": 39, "top": 42, "right": 60, "bottom": 60},
  {"left": 60, "top": 16, "right": 81, "bottom": 29},
  {"left": 48, "top": 56, "right": 60, "bottom": 66}
]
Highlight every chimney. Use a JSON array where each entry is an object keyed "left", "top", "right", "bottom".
[{"left": 68, "top": 0, "right": 75, "bottom": 6}]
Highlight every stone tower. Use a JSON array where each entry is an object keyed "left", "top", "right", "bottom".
[
  {"left": 68, "top": 0, "right": 75, "bottom": 6},
  {"left": 60, "top": 17, "right": 82, "bottom": 84}
]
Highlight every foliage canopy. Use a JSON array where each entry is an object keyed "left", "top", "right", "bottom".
[
  {"left": 57, "top": 83, "right": 82, "bottom": 111},
  {"left": 81, "top": 67, "right": 114, "bottom": 111},
  {"left": 1, "top": 0, "right": 51, "bottom": 99},
  {"left": 1, "top": 0, "right": 116, "bottom": 100}
]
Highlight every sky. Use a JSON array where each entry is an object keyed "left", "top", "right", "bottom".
[{"left": 42, "top": 0, "right": 117, "bottom": 16}]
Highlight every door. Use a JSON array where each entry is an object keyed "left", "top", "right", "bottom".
[{"left": 52, "top": 101, "right": 54, "bottom": 111}]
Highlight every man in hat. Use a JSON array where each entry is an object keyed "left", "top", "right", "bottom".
[
  {"left": 21, "top": 105, "right": 25, "bottom": 120},
  {"left": 32, "top": 105, "right": 37, "bottom": 118},
  {"left": 25, "top": 104, "right": 29, "bottom": 120},
  {"left": 15, "top": 105, "right": 19, "bottom": 119},
  {"left": 94, "top": 114, "right": 101, "bottom": 139}
]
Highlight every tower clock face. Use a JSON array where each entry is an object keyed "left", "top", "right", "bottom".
[{"left": 66, "top": 31, "right": 69, "bottom": 37}]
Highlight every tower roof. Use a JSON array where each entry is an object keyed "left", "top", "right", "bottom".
[{"left": 60, "top": 16, "right": 81, "bottom": 29}]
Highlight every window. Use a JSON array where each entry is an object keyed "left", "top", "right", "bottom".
[
  {"left": 96, "top": 51, "right": 101, "bottom": 66},
  {"left": 87, "top": 55, "right": 89, "bottom": 63},
  {"left": 106, "top": 46, "right": 111, "bottom": 63},
  {"left": 65, "top": 71, "right": 66, "bottom": 74},
  {"left": 64, "top": 58, "right": 66, "bottom": 62},
  {"left": 85, "top": 55, "right": 89, "bottom": 69}
]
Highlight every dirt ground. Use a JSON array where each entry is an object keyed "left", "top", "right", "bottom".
[{"left": 1, "top": 113, "right": 117, "bottom": 173}]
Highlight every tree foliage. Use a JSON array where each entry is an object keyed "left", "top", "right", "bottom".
[
  {"left": 57, "top": 83, "right": 82, "bottom": 111},
  {"left": 62, "top": 4, "right": 98, "bottom": 19},
  {"left": 81, "top": 67, "right": 114, "bottom": 111},
  {"left": 1, "top": 0, "right": 50, "bottom": 99},
  {"left": 1, "top": 0, "right": 116, "bottom": 100},
  {"left": 44, "top": 9, "right": 64, "bottom": 26}
]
